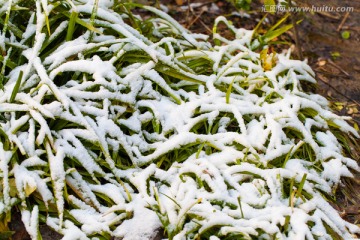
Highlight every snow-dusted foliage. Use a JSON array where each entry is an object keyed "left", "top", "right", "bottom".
[{"left": 0, "top": 0, "right": 359, "bottom": 239}]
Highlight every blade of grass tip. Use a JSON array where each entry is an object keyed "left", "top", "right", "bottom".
[
  {"left": 289, "top": 177, "right": 294, "bottom": 207},
  {"left": 296, "top": 173, "right": 307, "bottom": 199},
  {"left": 0, "top": 126, "right": 10, "bottom": 145},
  {"left": 120, "top": 3, "right": 141, "bottom": 33},
  {"left": 66, "top": 10, "right": 78, "bottom": 41},
  {"left": 1, "top": 0, "right": 13, "bottom": 47},
  {"left": 204, "top": 142, "right": 221, "bottom": 151},
  {"left": 156, "top": 156, "right": 167, "bottom": 168},
  {"left": 176, "top": 198, "right": 202, "bottom": 232},
  {"left": 9, "top": 146, "right": 19, "bottom": 166},
  {"left": 196, "top": 143, "right": 205, "bottom": 159},
  {"left": 226, "top": 76, "right": 236, "bottom": 104},
  {"left": 37, "top": 229, "right": 43, "bottom": 240},
  {"left": 10, "top": 4, "right": 29, "bottom": 11},
  {"left": 284, "top": 215, "right": 290, "bottom": 232},
  {"left": 160, "top": 192, "right": 181, "bottom": 209},
  {"left": 282, "top": 146, "right": 294, "bottom": 168},
  {"left": 276, "top": 173, "right": 285, "bottom": 199},
  {"left": 153, "top": 187, "right": 162, "bottom": 213},
  {"left": 242, "top": 147, "right": 249, "bottom": 163},
  {"left": 152, "top": 119, "right": 160, "bottom": 134},
  {"left": 354, "top": 122, "right": 359, "bottom": 132},
  {"left": 62, "top": 11, "right": 101, "bottom": 34},
  {"left": 268, "top": 13, "right": 291, "bottom": 32},
  {"left": 119, "top": 179, "right": 132, "bottom": 202},
  {"left": 45, "top": 13, "right": 51, "bottom": 36},
  {"left": 263, "top": 23, "right": 294, "bottom": 44},
  {"left": 10, "top": 70, "right": 23, "bottom": 103},
  {"left": 237, "top": 197, "right": 244, "bottom": 218},
  {"left": 251, "top": 13, "right": 268, "bottom": 41},
  {"left": 305, "top": 143, "right": 314, "bottom": 162},
  {"left": 212, "top": 22, "right": 221, "bottom": 46},
  {"left": 89, "top": 0, "right": 99, "bottom": 42},
  {"left": 40, "top": 0, "right": 51, "bottom": 35}
]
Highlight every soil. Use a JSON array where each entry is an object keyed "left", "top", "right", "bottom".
[
  {"left": 8, "top": 0, "right": 360, "bottom": 239},
  {"left": 299, "top": 0, "right": 360, "bottom": 121}
]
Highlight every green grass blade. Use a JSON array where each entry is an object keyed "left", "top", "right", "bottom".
[
  {"left": 62, "top": 11, "right": 101, "bottom": 34},
  {"left": 282, "top": 146, "right": 294, "bottom": 168},
  {"left": 284, "top": 215, "right": 290, "bottom": 232},
  {"left": 237, "top": 197, "right": 244, "bottom": 218},
  {"left": 196, "top": 143, "right": 205, "bottom": 159},
  {"left": 160, "top": 192, "right": 181, "bottom": 209},
  {"left": 45, "top": 13, "right": 51, "bottom": 36},
  {"left": 252, "top": 13, "right": 268, "bottom": 40},
  {"left": 119, "top": 180, "right": 132, "bottom": 202},
  {"left": 289, "top": 177, "right": 294, "bottom": 206},
  {"left": 89, "top": 0, "right": 99, "bottom": 41},
  {"left": 155, "top": 64, "right": 204, "bottom": 84},
  {"left": 9, "top": 70, "right": 23, "bottom": 103},
  {"left": 263, "top": 25, "right": 293, "bottom": 43},
  {"left": 1, "top": 0, "right": 13, "bottom": 50},
  {"left": 296, "top": 173, "right": 307, "bottom": 199},
  {"left": 0, "top": 18, "right": 23, "bottom": 38},
  {"left": 66, "top": 11, "right": 78, "bottom": 41},
  {"left": 39, "top": 0, "right": 51, "bottom": 35},
  {"left": 268, "top": 13, "right": 291, "bottom": 32},
  {"left": 226, "top": 77, "right": 236, "bottom": 104},
  {"left": 0, "top": 126, "right": 10, "bottom": 150}
]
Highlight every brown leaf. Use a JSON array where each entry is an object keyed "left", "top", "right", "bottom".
[{"left": 176, "top": 0, "right": 184, "bottom": 6}]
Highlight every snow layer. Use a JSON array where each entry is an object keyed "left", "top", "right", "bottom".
[{"left": 0, "top": 0, "right": 359, "bottom": 239}]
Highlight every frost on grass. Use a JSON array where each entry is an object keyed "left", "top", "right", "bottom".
[{"left": 0, "top": 0, "right": 359, "bottom": 239}]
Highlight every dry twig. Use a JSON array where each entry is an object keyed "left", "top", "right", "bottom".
[{"left": 337, "top": 12, "right": 350, "bottom": 31}]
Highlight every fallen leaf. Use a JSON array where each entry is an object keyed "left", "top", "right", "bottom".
[
  {"left": 176, "top": 0, "right": 184, "bottom": 6},
  {"left": 24, "top": 182, "right": 37, "bottom": 197},
  {"left": 318, "top": 60, "right": 327, "bottom": 66}
]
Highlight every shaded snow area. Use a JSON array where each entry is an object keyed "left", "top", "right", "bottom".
[{"left": 0, "top": 0, "right": 359, "bottom": 239}]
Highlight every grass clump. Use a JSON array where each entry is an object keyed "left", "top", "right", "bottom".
[{"left": 0, "top": 0, "right": 359, "bottom": 239}]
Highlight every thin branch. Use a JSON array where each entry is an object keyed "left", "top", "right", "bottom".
[
  {"left": 337, "top": 12, "right": 350, "bottom": 31},
  {"left": 288, "top": 0, "right": 303, "bottom": 60}
]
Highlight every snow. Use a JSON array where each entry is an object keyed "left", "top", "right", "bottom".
[
  {"left": 114, "top": 200, "right": 162, "bottom": 240},
  {"left": 21, "top": 206, "right": 40, "bottom": 240},
  {"left": 0, "top": 143, "right": 13, "bottom": 212},
  {"left": 0, "top": 0, "right": 359, "bottom": 239}
]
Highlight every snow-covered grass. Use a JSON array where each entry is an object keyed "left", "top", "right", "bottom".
[{"left": 0, "top": 0, "right": 359, "bottom": 239}]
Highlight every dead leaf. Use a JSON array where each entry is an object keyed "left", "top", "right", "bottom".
[
  {"left": 176, "top": 0, "right": 184, "bottom": 6},
  {"left": 24, "top": 182, "right": 37, "bottom": 197},
  {"left": 318, "top": 60, "right": 327, "bottom": 66}
]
